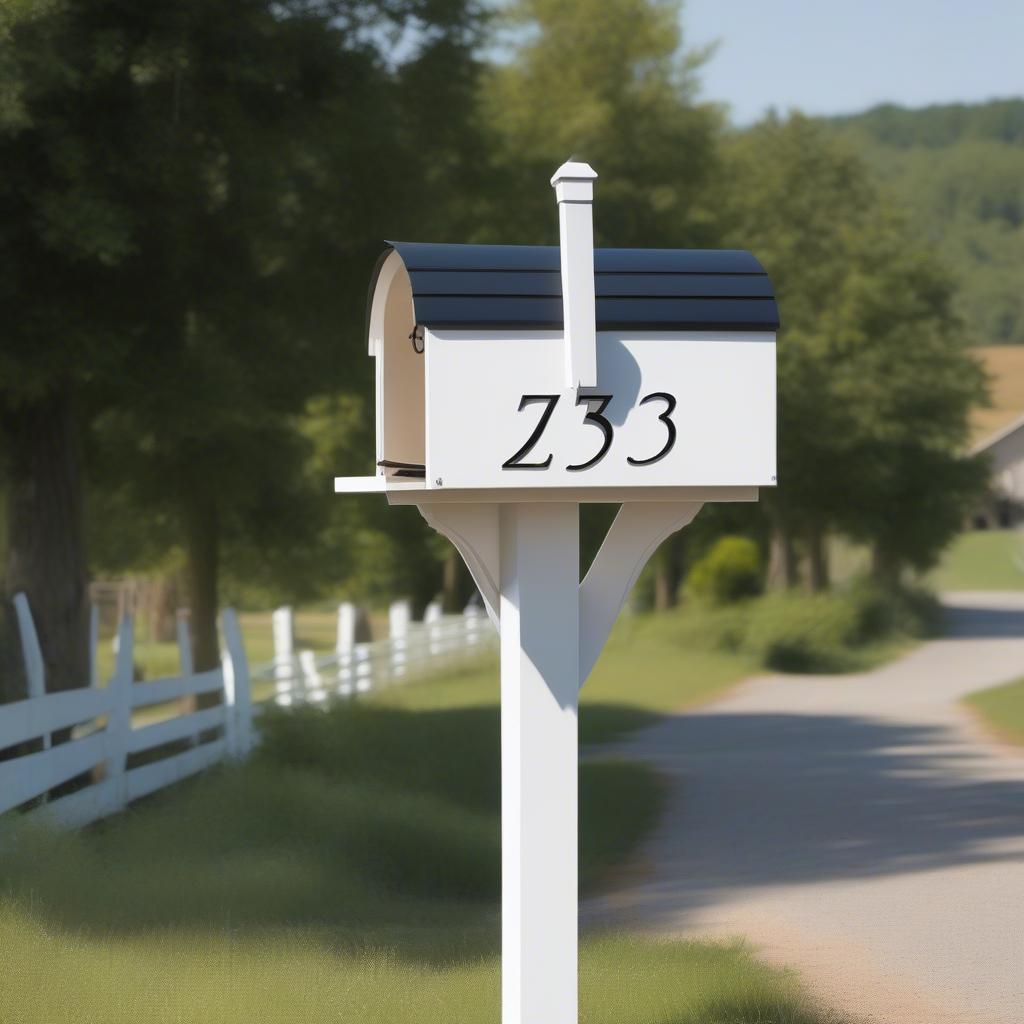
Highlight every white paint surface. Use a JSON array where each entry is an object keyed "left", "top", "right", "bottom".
[
  {"left": 499, "top": 503, "right": 579, "bottom": 1024},
  {"left": 426, "top": 330, "right": 775, "bottom": 489},
  {"left": 551, "top": 160, "right": 598, "bottom": 389}
]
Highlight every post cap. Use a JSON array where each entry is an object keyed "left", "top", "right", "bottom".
[{"left": 550, "top": 159, "right": 598, "bottom": 187}]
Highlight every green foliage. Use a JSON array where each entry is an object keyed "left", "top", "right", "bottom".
[
  {"left": 482, "top": 0, "right": 721, "bottom": 247},
  {"left": 687, "top": 535, "right": 762, "bottom": 605},
  {"left": 830, "top": 100, "right": 1024, "bottom": 344},
  {"left": 722, "top": 113, "right": 987, "bottom": 577},
  {"left": 681, "top": 579, "right": 939, "bottom": 674}
]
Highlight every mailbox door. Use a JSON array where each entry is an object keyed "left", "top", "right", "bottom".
[{"left": 425, "top": 330, "right": 775, "bottom": 490}]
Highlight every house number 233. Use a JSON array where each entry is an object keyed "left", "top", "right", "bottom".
[{"left": 502, "top": 392, "right": 677, "bottom": 472}]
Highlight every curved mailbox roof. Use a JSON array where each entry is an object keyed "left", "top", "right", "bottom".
[{"left": 372, "top": 241, "right": 779, "bottom": 333}]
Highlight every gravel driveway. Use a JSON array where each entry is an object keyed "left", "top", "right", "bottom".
[{"left": 586, "top": 592, "right": 1024, "bottom": 1024}]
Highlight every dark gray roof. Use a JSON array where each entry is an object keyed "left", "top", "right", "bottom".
[{"left": 372, "top": 241, "right": 779, "bottom": 333}]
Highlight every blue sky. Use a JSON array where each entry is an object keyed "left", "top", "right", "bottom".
[{"left": 684, "top": 0, "right": 1024, "bottom": 124}]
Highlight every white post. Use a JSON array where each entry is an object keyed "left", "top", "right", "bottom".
[
  {"left": 424, "top": 600, "right": 443, "bottom": 657},
  {"left": 89, "top": 603, "right": 100, "bottom": 689},
  {"left": 12, "top": 592, "right": 46, "bottom": 700},
  {"left": 299, "top": 650, "right": 324, "bottom": 702},
  {"left": 272, "top": 605, "right": 295, "bottom": 705},
  {"left": 388, "top": 599, "right": 411, "bottom": 679},
  {"left": 176, "top": 610, "right": 194, "bottom": 677},
  {"left": 109, "top": 615, "right": 135, "bottom": 811},
  {"left": 464, "top": 599, "right": 481, "bottom": 648},
  {"left": 221, "top": 609, "right": 252, "bottom": 757},
  {"left": 551, "top": 160, "right": 598, "bottom": 390},
  {"left": 176, "top": 609, "right": 198, "bottom": 746},
  {"left": 12, "top": 593, "right": 50, "bottom": 768},
  {"left": 499, "top": 503, "right": 579, "bottom": 1024},
  {"left": 337, "top": 602, "right": 356, "bottom": 695}
]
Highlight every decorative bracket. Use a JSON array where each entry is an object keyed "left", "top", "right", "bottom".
[
  {"left": 417, "top": 502, "right": 501, "bottom": 629},
  {"left": 419, "top": 500, "right": 703, "bottom": 685}
]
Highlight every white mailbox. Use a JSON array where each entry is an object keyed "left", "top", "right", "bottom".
[
  {"left": 344, "top": 166, "right": 777, "bottom": 501},
  {"left": 335, "top": 161, "right": 778, "bottom": 1024}
]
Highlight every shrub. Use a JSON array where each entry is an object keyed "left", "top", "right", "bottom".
[
  {"left": 679, "top": 576, "right": 941, "bottom": 674},
  {"left": 743, "top": 592, "right": 861, "bottom": 672},
  {"left": 687, "top": 536, "right": 763, "bottom": 605}
]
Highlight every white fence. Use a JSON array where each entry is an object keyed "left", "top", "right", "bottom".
[
  {"left": 251, "top": 600, "right": 495, "bottom": 706},
  {"left": 0, "top": 602, "right": 252, "bottom": 829},
  {"left": 1, "top": 595, "right": 495, "bottom": 830}
]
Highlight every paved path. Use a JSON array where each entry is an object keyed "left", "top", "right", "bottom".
[{"left": 586, "top": 592, "right": 1024, "bottom": 1024}]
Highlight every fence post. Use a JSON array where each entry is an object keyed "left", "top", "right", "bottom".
[
  {"left": 175, "top": 609, "right": 199, "bottom": 746},
  {"left": 12, "top": 593, "right": 46, "bottom": 702},
  {"left": 109, "top": 614, "right": 135, "bottom": 811},
  {"left": 12, "top": 594, "right": 49, "bottom": 792},
  {"left": 424, "top": 601, "right": 443, "bottom": 658},
  {"left": 464, "top": 599, "right": 482, "bottom": 648},
  {"left": 272, "top": 605, "right": 295, "bottom": 705},
  {"left": 389, "top": 600, "right": 411, "bottom": 679},
  {"left": 336, "top": 602, "right": 356, "bottom": 696},
  {"left": 299, "top": 650, "right": 324, "bottom": 703},
  {"left": 89, "top": 603, "right": 100, "bottom": 689},
  {"left": 221, "top": 609, "right": 252, "bottom": 757}
]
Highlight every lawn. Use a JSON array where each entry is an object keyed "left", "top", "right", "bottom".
[
  {"left": 94, "top": 608, "right": 369, "bottom": 683},
  {"left": 378, "top": 611, "right": 756, "bottom": 744},
  {"left": 930, "top": 530, "right": 1024, "bottom": 592},
  {"left": 965, "top": 676, "right": 1024, "bottom": 746},
  {"left": 0, "top": 612, "right": 844, "bottom": 1024}
]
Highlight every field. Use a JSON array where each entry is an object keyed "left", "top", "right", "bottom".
[
  {"left": 0, "top": 614, "right": 844, "bottom": 1024},
  {"left": 929, "top": 530, "right": 1024, "bottom": 592},
  {"left": 971, "top": 346, "right": 1024, "bottom": 444},
  {"left": 965, "top": 676, "right": 1024, "bottom": 747}
]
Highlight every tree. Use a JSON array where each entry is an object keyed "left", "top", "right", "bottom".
[
  {"left": 482, "top": 0, "right": 722, "bottom": 607},
  {"left": 1, "top": 0, "right": 492, "bottom": 688},
  {"left": 721, "top": 115, "right": 987, "bottom": 587},
  {"left": 483, "top": 0, "right": 721, "bottom": 248}
]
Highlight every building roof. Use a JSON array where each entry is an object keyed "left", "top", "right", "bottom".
[
  {"left": 972, "top": 407, "right": 1024, "bottom": 455},
  {"left": 372, "top": 242, "right": 780, "bottom": 334},
  {"left": 970, "top": 346, "right": 1024, "bottom": 444}
]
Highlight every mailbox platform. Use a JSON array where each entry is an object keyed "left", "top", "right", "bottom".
[{"left": 334, "top": 161, "right": 777, "bottom": 1024}]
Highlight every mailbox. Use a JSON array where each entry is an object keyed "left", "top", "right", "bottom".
[
  {"left": 364, "top": 243, "right": 777, "bottom": 492},
  {"left": 334, "top": 160, "right": 779, "bottom": 1024},
  {"left": 341, "top": 163, "right": 778, "bottom": 500}
]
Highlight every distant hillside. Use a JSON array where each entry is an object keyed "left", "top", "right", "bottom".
[
  {"left": 831, "top": 98, "right": 1024, "bottom": 147},
  {"left": 828, "top": 99, "right": 1024, "bottom": 344}
]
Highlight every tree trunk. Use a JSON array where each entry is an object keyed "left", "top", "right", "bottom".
[
  {"left": 766, "top": 522, "right": 799, "bottom": 590},
  {"left": 182, "top": 491, "right": 220, "bottom": 673},
  {"left": 871, "top": 546, "right": 901, "bottom": 590},
  {"left": 441, "top": 547, "right": 467, "bottom": 614},
  {"left": 2, "top": 385, "right": 89, "bottom": 699},
  {"left": 147, "top": 574, "right": 182, "bottom": 644},
  {"left": 652, "top": 538, "right": 682, "bottom": 611},
  {"left": 807, "top": 526, "right": 830, "bottom": 593}
]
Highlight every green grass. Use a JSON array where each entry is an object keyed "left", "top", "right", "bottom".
[
  {"left": 931, "top": 530, "right": 1024, "bottom": 592},
  {"left": 0, "top": 913, "right": 833, "bottom": 1024},
  {"left": 0, "top": 614, "right": 844, "bottom": 1023},
  {"left": 965, "top": 676, "right": 1024, "bottom": 746},
  {"left": 376, "top": 611, "right": 756, "bottom": 744}
]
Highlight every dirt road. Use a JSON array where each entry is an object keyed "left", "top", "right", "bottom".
[{"left": 587, "top": 593, "right": 1024, "bottom": 1024}]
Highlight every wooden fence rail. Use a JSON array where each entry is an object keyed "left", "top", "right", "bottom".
[{"left": 0, "top": 605, "right": 253, "bottom": 830}]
